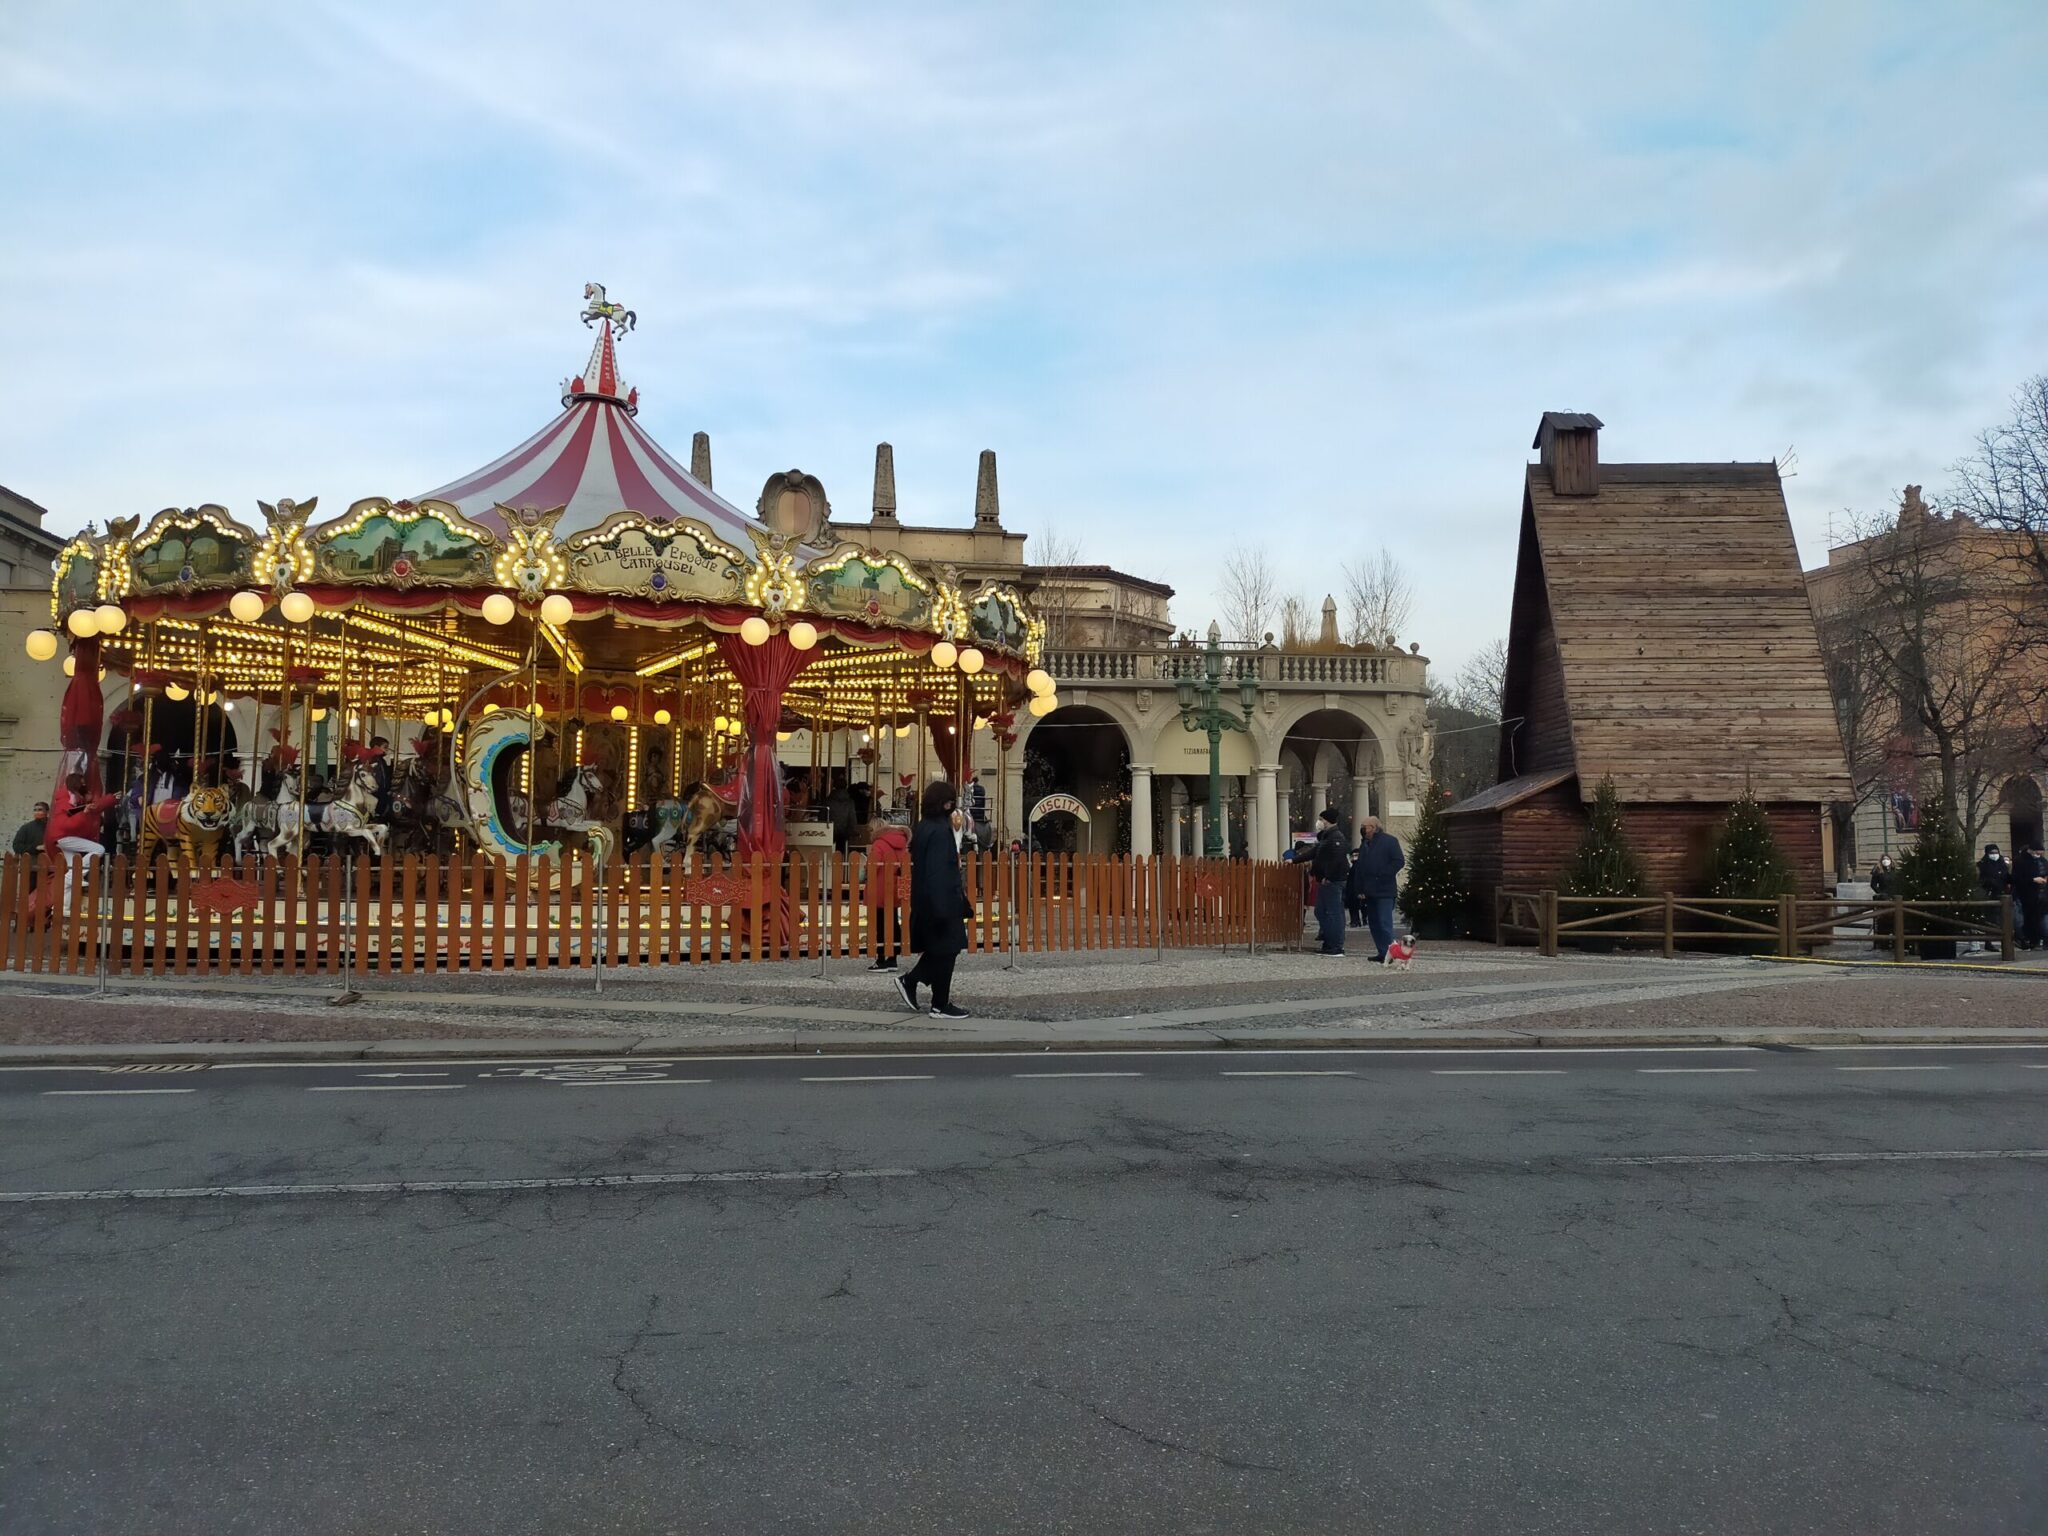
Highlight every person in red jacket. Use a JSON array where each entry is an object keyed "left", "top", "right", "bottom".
[
  {"left": 864, "top": 815, "right": 911, "bottom": 972},
  {"left": 48, "top": 772, "right": 118, "bottom": 913}
]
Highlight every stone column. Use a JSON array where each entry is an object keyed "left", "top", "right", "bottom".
[
  {"left": 1352, "top": 773, "right": 1375, "bottom": 828},
  {"left": 1254, "top": 765, "right": 1279, "bottom": 863},
  {"left": 1129, "top": 766, "right": 1154, "bottom": 856},
  {"left": 1191, "top": 802, "right": 1205, "bottom": 858},
  {"left": 1312, "top": 778, "right": 1329, "bottom": 822},
  {"left": 1276, "top": 784, "right": 1292, "bottom": 857},
  {"left": 1000, "top": 741, "right": 1025, "bottom": 839}
]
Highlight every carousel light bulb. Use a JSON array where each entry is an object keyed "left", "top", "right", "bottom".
[
  {"left": 959, "top": 647, "right": 984, "bottom": 675},
  {"left": 481, "top": 593, "right": 517, "bottom": 625},
  {"left": 310, "top": 706, "right": 328, "bottom": 723},
  {"left": 610, "top": 704, "right": 629, "bottom": 722},
  {"left": 483, "top": 703, "right": 499, "bottom": 715},
  {"left": 974, "top": 715, "right": 989, "bottom": 730},
  {"left": 222, "top": 701, "right": 236, "bottom": 713},
  {"left": 895, "top": 723, "right": 912, "bottom": 738},
  {"left": 62, "top": 655, "right": 76, "bottom": 677},
  {"left": 776, "top": 730, "right": 792, "bottom": 743},
  {"left": 653, "top": 708, "right": 672, "bottom": 726},
  {"left": 727, "top": 719, "right": 744, "bottom": 737},
  {"left": 280, "top": 591, "right": 315, "bottom": 624},
  {"left": 24, "top": 630, "right": 58, "bottom": 662},
  {"left": 1026, "top": 668, "right": 1055, "bottom": 697},
  {"left": 229, "top": 589, "right": 266, "bottom": 623},
  {"left": 739, "top": 615, "right": 771, "bottom": 646},
  {"left": 65, "top": 608, "right": 98, "bottom": 638},
  {"left": 787, "top": 620, "right": 819, "bottom": 651},
  {"left": 165, "top": 682, "right": 188, "bottom": 700},
  {"left": 540, "top": 593, "right": 575, "bottom": 627},
  {"left": 347, "top": 713, "right": 360, "bottom": 728},
  {"left": 930, "top": 640, "right": 958, "bottom": 670},
  {"left": 94, "top": 603, "right": 128, "bottom": 635},
  {"left": 713, "top": 714, "right": 730, "bottom": 734},
  {"left": 1028, "top": 693, "right": 1058, "bottom": 717}
]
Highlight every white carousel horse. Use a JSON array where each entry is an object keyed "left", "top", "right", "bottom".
[
  {"left": 580, "top": 282, "right": 635, "bottom": 335},
  {"left": 267, "top": 764, "right": 387, "bottom": 860}
]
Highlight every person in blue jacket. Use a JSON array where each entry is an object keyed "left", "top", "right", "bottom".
[{"left": 1347, "top": 814, "right": 1406, "bottom": 964}]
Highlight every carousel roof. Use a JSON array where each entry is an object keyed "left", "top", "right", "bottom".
[{"left": 421, "top": 304, "right": 762, "bottom": 546}]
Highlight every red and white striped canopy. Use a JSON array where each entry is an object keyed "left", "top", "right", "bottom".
[{"left": 422, "top": 318, "right": 760, "bottom": 546}]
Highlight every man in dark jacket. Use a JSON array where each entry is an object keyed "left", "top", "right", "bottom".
[
  {"left": 2016, "top": 843, "right": 2048, "bottom": 950},
  {"left": 1977, "top": 845, "right": 2012, "bottom": 952},
  {"left": 894, "top": 781, "right": 972, "bottom": 1018},
  {"left": 1348, "top": 814, "right": 1406, "bottom": 964},
  {"left": 1308, "top": 808, "right": 1350, "bottom": 955}
]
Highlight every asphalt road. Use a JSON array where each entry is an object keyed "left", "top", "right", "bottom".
[{"left": 4, "top": 1046, "right": 2045, "bottom": 1535}]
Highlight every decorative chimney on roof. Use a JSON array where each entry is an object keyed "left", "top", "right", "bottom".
[
  {"left": 690, "top": 432, "right": 713, "bottom": 489},
  {"left": 973, "top": 449, "right": 1002, "bottom": 528},
  {"left": 872, "top": 443, "right": 898, "bottom": 524},
  {"left": 1534, "top": 411, "right": 1602, "bottom": 496}
]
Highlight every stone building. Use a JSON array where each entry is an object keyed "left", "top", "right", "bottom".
[
  {"left": 814, "top": 442, "right": 1435, "bottom": 855},
  {"left": 0, "top": 485, "right": 69, "bottom": 826}
]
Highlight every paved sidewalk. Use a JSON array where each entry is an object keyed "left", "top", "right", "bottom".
[{"left": 0, "top": 942, "right": 2040, "bottom": 1061}]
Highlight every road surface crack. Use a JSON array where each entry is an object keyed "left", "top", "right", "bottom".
[{"left": 1032, "top": 1377, "right": 1282, "bottom": 1473}]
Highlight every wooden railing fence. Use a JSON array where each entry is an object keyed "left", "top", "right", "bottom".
[
  {"left": 1496, "top": 889, "right": 2016, "bottom": 962},
  {"left": 0, "top": 851, "right": 1307, "bottom": 977}
]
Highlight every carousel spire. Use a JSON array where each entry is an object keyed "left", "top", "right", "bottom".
[{"left": 564, "top": 282, "right": 639, "bottom": 412}]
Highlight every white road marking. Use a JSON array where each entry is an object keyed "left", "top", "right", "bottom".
[
  {"left": 306, "top": 1084, "right": 466, "bottom": 1093},
  {"left": 1432, "top": 1069, "right": 1566, "bottom": 1076},
  {"left": 1637, "top": 1067, "right": 1757, "bottom": 1074},
  {"left": 1221, "top": 1070, "right": 1356, "bottom": 1077},
  {"left": 0, "top": 1168, "right": 920, "bottom": 1204},
  {"left": 557, "top": 1079, "right": 711, "bottom": 1087},
  {"left": 359, "top": 1071, "right": 450, "bottom": 1079},
  {"left": 1599, "top": 1150, "right": 2048, "bottom": 1167},
  {"left": 800, "top": 1075, "right": 935, "bottom": 1083},
  {"left": 1012, "top": 1072, "right": 1144, "bottom": 1079},
  {"left": 41, "top": 1088, "right": 196, "bottom": 1096},
  {"left": 1837, "top": 1065, "right": 1951, "bottom": 1073}
]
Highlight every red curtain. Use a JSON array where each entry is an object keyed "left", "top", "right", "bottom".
[{"left": 714, "top": 631, "right": 817, "bottom": 861}]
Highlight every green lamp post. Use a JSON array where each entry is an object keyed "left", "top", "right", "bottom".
[{"left": 1176, "top": 620, "right": 1261, "bottom": 859}]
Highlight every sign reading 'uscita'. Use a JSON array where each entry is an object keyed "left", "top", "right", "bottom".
[{"left": 1029, "top": 793, "right": 1091, "bottom": 823}]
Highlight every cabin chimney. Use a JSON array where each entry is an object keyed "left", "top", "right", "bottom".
[
  {"left": 1533, "top": 411, "right": 1602, "bottom": 496},
  {"left": 690, "top": 431, "right": 713, "bottom": 489},
  {"left": 872, "top": 442, "right": 898, "bottom": 523},
  {"left": 973, "top": 449, "right": 1002, "bottom": 528}
]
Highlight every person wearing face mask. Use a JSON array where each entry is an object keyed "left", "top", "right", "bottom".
[
  {"left": 1868, "top": 855, "right": 1897, "bottom": 950},
  {"left": 1976, "top": 844, "right": 2012, "bottom": 951},
  {"left": 890, "top": 780, "right": 974, "bottom": 1019}
]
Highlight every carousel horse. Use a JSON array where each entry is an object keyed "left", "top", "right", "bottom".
[
  {"left": 675, "top": 766, "right": 743, "bottom": 864},
  {"left": 268, "top": 763, "right": 387, "bottom": 860},
  {"left": 136, "top": 782, "right": 238, "bottom": 868},
  {"left": 534, "top": 763, "right": 617, "bottom": 866},
  {"left": 388, "top": 756, "right": 465, "bottom": 855},
  {"left": 580, "top": 281, "right": 635, "bottom": 335},
  {"left": 622, "top": 797, "right": 687, "bottom": 860}
]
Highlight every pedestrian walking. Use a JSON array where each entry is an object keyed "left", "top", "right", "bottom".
[
  {"left": 864, "top": 815, "right": 910, "bottom": 972},
  {"left": 892, "top": 780, "right": 974, "bottom": 1019},
  {"left": 1349, "top": 814, "right": 1406, "bottom": 964},
  {"left": 1977, "top": 844, "right": 2012, "bottom": 952},
  {"left": 1308, "top": 808, "right": 1350, "bottom": 955}
]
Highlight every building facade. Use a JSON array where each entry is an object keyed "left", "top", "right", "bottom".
[{"left": 0, "top": 486, "right": 68, "bottom": 828}]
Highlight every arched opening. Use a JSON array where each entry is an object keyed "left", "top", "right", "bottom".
[
  {"left": 1279, "top": 707, "right": 1381, "bottom": 839},
  {"left": 1022, "top": 705, "right": 1131, "bottom": 854},
  {"left": 2004, "top": 775, "right": 2044, "bottom": 856}
]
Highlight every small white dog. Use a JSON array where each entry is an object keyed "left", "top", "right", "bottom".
[{"left": 1383, "top": 934, "right": 1416, "bottom": 970}]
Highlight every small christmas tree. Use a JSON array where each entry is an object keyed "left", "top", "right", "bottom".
[
  {"left": 1398, "top": 780, "right": 1469, "bottom": 933},
  {"left": 1897, "top": 813, "right": 1978, "bottom": 953},
  {"left": 1701, "top": 792, "right": 1796, "bottom": 900},
  {"left": 1560, "top": 775, "right": 1645, "bottom": 899}
]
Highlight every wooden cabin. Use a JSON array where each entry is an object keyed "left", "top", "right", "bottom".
[{"left": 1445, "top": 413, "right": 1851, "bottom": 931}]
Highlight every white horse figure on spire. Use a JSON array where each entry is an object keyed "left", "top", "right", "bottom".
[{"left": 581, "top": 282, "right": 635, "bottom": 336}]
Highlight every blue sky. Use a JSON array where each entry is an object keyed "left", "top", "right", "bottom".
[{"left": 3, "top": 1, "right": 2044, "bottom": 677}]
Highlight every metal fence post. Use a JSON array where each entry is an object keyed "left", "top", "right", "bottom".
[
  {"left": 2001, "top": 895, "right": 2015, "bottom": 963},
  {"left": 96, "top": 854, "right": 111, "bottom": 997},
  {"left": 593, "top": 861, "right": 606, "bottom": 995},
  {"left": 331, "top": 853, "right": 362, "bottom": 1004},
  {"left": 1154, "top": 854, "right": 1167, "bottom": 962}
]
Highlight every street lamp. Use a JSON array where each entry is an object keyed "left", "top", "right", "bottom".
[{"left": 1178, "top": 620, "right": 1260, "bottom": 859}]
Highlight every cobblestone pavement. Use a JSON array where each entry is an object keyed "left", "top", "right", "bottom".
[{"left": 0, "top": 941, "right": 2039, "bottom": 1049}]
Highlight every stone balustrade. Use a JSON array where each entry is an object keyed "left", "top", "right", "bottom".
[{"left": 1044, "top": 646, "right": 1424, "bottom": 692}]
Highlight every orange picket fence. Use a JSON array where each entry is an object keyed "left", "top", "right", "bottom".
[{"left": 0, "top": 850, "right": 1309, "bottom": 977}]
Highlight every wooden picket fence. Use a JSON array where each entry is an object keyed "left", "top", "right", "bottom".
[{"left": 0, "top": 850, "right": 1307, "bottom": 977}]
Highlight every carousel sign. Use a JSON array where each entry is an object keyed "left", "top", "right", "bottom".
[
  {"left": 1029, "top": 793, "right": 1090, "bottom": 823},
  {"left": 566, "top": 513, "right": 747, "bottom": 602}
]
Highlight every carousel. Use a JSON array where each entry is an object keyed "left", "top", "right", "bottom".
[{"left": 29, "top": 286, "right": 1056, "bottom": 884}]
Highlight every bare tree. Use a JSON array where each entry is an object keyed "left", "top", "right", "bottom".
[
  {"left": 1341, "top": 547, "right": 1414, "bottom": 646},
  {"left": 1277, "top": 595, "right": 1315, "bottom": 648},
  {"left": 1820, "top": 497, "right": 2048, "bottom": 844},
  {"left": 1450, "top": 637, "right": 1508, "bottom": 718},
  {"left": 1029, "top": 526, "right": 1085, "bottom": 649},
  {"left": 1218, "top": 545, "right": 1279, "bottom": 646},
  {"left": 1949, "top": 374, "right": 2048, "bottom": 647}
]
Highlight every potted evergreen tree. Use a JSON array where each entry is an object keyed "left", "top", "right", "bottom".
[
  {"left": 1559, "top": 775, "right": 1646, "bottom": 949},
  {"left": 1896, "top": 814, "right": 1976, "bottom": 960},
  {"left": 1699, "top": 792, "right": 1797, "bottom": 952},
  {"left": 1398, "top": 780, "right": 1470, "bottom": 940}
]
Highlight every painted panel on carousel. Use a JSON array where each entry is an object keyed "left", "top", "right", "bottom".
[
  {"left": 128, "top": 505, "right": 257, "bottom": 595},
  {"left": 802, "top": 548, "right": 934, "bottom": 629},
  {"left": 966, "top": 584, "right": 1032, "bottom": 655},
  {"left": 314, "top": 498, "right": 496, "bottom": 587},
  {"left": 565, "top": 513, "right": 746, "bottom": 602},
  {"left": 460, "top": 709, "right": 561, "bottom": 861}
]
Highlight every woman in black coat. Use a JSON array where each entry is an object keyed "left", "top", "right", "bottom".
[{"left": 894, "top": 780, "right": 972, "bottom": 1018}]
